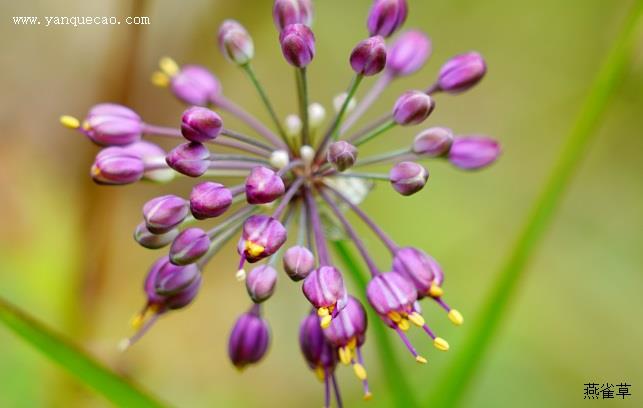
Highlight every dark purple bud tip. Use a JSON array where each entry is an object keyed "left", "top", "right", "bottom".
[
  {"left": 166, "top": 142, "right": 210, "bottom": 177},
  {"left": 170, "top": 65, "right": 222, "bottom": 106},
  {"left": 273, "top": 0, "right": 313, "bottom": 31},
  {"left": 387, "top": 30, "right": 432, "bottom": 77},
  {"left": 228, "top": 306, "right": 270, "bottom": 369},
  {"left": 283, "top": 245, "right": 315, "bottom": 281},
  {"left": 389, "top": 161, "right": 429, "bottom": 196},
  {"left": 327, "top": 141, "right": 358, "bottom": 172},
  {"left": 238, "top": 215, "right": 288, "bottom": 263},
  {"left": 323, "top": 296, "right": 368, "bottom": 348},
  {"left": 91, "top": 147, "right": 144, "bottom": 185},
  {"left": 366, "top": 271, "right": 417, "bottom": 318},
  {"left": 392, "top": 247, "right": 443, "bottom": 297},
  {"left": 134, "top": 222, "right": 178, "bottom": 249},
  {"left": 218, "top": 20, "right": 254, "bottom": 66},
  {"left": 189, "top": 182, "right": 233, "bottom": 219},
  {"left": 143, "top": 194, "right": 189, "bottom": 234},
  {"left": 393, "top": 91, "right": 435, "bottom": 126},
  {"left": 154, "top": 261, "right": 201, "bottom": 296},
  {"left": 438, "top": 52, "right": 486, "bottom": 94},
  {"left": 279, "top": 23, "right": 315, "bottom": 68},
  {"left": 83, "top": 103, "right": 143, "bottom": 146},
  {"left": 350, "top": 36, "right": 387, "bottom": 76},
  {"left": 245, "top": 166, "right": 286, "bottom": 204},
  {"left": 412, "top": 127, "right": 454, "bottom": 156},
  {"left": 367, "top": 0, "right": 408, "bottom": 38},
  {"left": 303, "top": 266, "right": 348, "bottom": 328},
  {"left": 246, "top": 265, "right": 278, "bottom": 303},
  {"left": 448, "top": 136, "right": 501, "bottom": 170},
  {"left": 299, "top": 312, "right": 337, "bottom": 372},
  {"left": 181, "top": 106, "right": 223, "bottom": 142},
  {"left": 169, "top": 227, "right": 211, "bottom": 266}
]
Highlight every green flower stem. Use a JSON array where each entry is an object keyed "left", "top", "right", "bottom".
[
  {"left": 353, "top": 120, "right": 396, "bottom": 147},
  {"left": 241, "top": 63, "right": 288, "bottom": 142},
  {"left": 0, "top": 297, "right": 166, "bottom": 408},
  {"left": 427, "top": 2, "right": 643, "bottom": 406},
  {"left": 332, "top": 240, "right": 417, "bottom": 407},
  {"left": 296, "top": 67, "right": 310, "bottom": 146}
]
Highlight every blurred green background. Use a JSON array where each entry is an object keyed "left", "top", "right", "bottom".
[{"left": 1, "top": 0, "right": 642, "bottom": 406}]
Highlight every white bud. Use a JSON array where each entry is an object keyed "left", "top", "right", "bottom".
[
  {"left": 270, "top": 150, "right": 290, "bottom": 169},
  {"left": 308, "top": 103, "right": 326, "bottom": 128},
  {"left": 333, "top": 92, "right": 357, "bottom": 114},
  {"left": 300, "top": 145, "right": 315, "bottom": 165},
  {"left": 284, "top": 114, "right": 302, "bottom": 138}
]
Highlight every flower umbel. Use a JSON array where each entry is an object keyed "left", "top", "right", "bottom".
[{"left": 61, "top": 1, "right": 501, "bottom": 405}]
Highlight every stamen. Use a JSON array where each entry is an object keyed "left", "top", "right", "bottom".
[
  {"left": 317, "top": 307, "right": 329, "bottom": 317},
  {"left": 320, "top": 314, "right": 332, "bottom": 329},
  {"left": 339, "top": 346, "right": 352, "bottom": 365},
  {"left": 433, "top": 337, "right": 450, "bottom": 351},
  {"left": 159, "top": 56, "right": 180, "bottom": 77},
  {"left": 315, "top": 366, "right": 326, "bottom": 382},
  {"left": 330, "top": 372, "right": 344, "bottom": 408},
  {"left": 352, "top": 363, "right": 367, "bottom": 380},
  {"left": 393, "top": 326, "right": 426, "bottom": 363},
  {"left": 245, "top": 241, "right": 265, "bottom": 258},
  {"left": 324, "top": 369, "right": 331, "bottom": 408},
  {"left": 235, "top": 269, "right": 247, "bottom": 282},
  {"left": 59, "top": 115, "right": 80, "bottom": 129},
  {"left": 397, "top": 318, "right": 410, "bottom": 331},
  {"left": 429, "top": 283, "right": 444, "bottom": 297},
  {"left": 151, "top": 71, "right": 170, "bottom": 87},
  {"left": 408, "top": 312, "right": 425, "bottom": 327},
  {"left": 356, "top": 347, "right": 372, "bottom": 400},
  {"left": 449, "top": 310, "right": 464, "bottom": 326},
  {"left": 119, "top": 311, "right": 161, "bottom": 351}
]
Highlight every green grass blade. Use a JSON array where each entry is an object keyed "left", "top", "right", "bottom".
[
  {"left": 332, "top": 240, "right": 417, "bottom": 407},
  {"left": 0, "top": 297, "right": 167, "bottom": 408},
  {"left": 427, "top": 2, "right": 643, "bottom": 406}
]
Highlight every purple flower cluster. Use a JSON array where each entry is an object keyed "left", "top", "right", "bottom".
[{"left": 61, "top": 0, "right": 500, "bottom": 405}]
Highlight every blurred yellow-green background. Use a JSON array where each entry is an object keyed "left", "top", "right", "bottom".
[{"left": 1, "top": 0, "right": 642, "bottom": 407}]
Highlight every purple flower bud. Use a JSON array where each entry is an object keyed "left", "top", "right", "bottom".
[
  {"left": 366, "top": 271, "right": 417, "bottom": 319},
  {"left": 393, "top": 91, "right": 435, "bottom": 126},
  {"left": 386, "top": 30, "right": 431, "bottom": 77},
  {"left": 83, "top": 103, "right": 143, "bottom": 146},
  {"left": 166, "top": 142, "right": 210, "bottom": 177},
  {"left": 170, "top": 65, "right": 221, "bottom": 106},
  {"left": 323, "top": 296, "right": 367, "bottom": 348},
  {"left": 245, "top": 166, "right": 286, "bottom": 205},
  {"left": 299, "top": 312, "right": 337, "bottom": 371},
  {"left": 327, "top": 141, "right": 358, "bottom": 172},
  {"left": 123, "top": 141, "right": 175, "bottom": 183},
  {"left": 246, "top": 265, "right": 278, "bottom": 303},
  {"left": 134, "top": 222, "right": 178, "bottom": 249},
  {"left": 228, "top": 306, "right": 270, "bottom": 369},
  {"left": 238, "top": 215, "right": 288, "bottom": 263},
  {"left": 283, "top": 245, "right": 315, "bottom": 281},
  {"left": 143, "top": 195, "right": 189, "bottom": 234},
  {"left": 154, "top": 260, "right": 201, "bottom": 296},
  {"left": 143, "top": 256, "right": 202, "bottom": 311},
  {"left": 392, "top": 247, "right": 443, "bottom": 298},
  {"left": 164, "top": 274, "right": 202, "bottom": 310},
  {"left": 389, "top": 161, "right": 428, "bottom": 196},
  {"left": 189, "top": 182, "right": 233, "bottom": 219},
  {"left": 273, "top": 0, "right": 313, "bottom": 31},
  {"left": 91, "top": 147, "right": 144, "bottom": 185},
  {"left": 169, "top": 227, "right": 211, "bottom": 266},
  {"left": 412, "top": 127, "right": 454, "bottom": 156},
  {"left": 448, "top": 136, "right": 501, "bottom": 170},
  {"left": 303, "top": 266, "right": 348, "bottom": 328},
  {"left": 143, "top": 257, "right": 172, "bottom": 305},
  {"left": 437, "top": 52, "right": 486, "bottom": 94},
  {"left": 367, "top": 0, "right": 408, "bottom": 38},
  {"left": 218, "top": 20, "right": 254, "bottom": 66},
  {"left": 350, "top": 36, "right": 387, "bottom": 76},
  {"left": 181, "top": 106, "right": 223, "bottom": 142},
  {"left": 279, "top": 23, "right": 315, "bottom": 68}
]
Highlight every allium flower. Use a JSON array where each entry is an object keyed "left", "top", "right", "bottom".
[{"left": 62, "top": 1, "right": 501, "bottom": 405}]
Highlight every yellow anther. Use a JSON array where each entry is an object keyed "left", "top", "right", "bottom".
[
  {"left": 235, "top": 269, "right": 246, "bottom": 282},
  {"left": 317, "top": 307, "right": 329, "bottom": 317},
  {"left": 398, "top": 318, "right": 410, "bottom": 331},
  {"left": 314, "top": 366, "right": 325, "bottom": 381},
  {"left": 91, "top": 165, "right": 101, "bottom": 177},
  {"left": 347, "top": 337, "right": 357, "bottom": 349},
  {"left": 320, "top": 314, "right": 332, "bottom": 329},
  {"left": 448, "top": 309, "right": 464, "bottom": 326},
  {"left": 408, "top": 312, "right": 425, "bottom": 327},
  {"left": 245, "top": 241, "right": 265, "bottom": 258},
  {"left": 363, "top": 392, "right": 373, "bottom": 401},
  {"left": 352, "top": 363, "right": 367, "bottom": 380},
  {"left": 433, "top": 337, "right": 450, "bottom": 351},
  {"left": 338, "top": 347, "right": 351, "bottom": 365},
  {"left": 159, "top": 56, "right": 180, "bottom": 77},
  {"left": 388, "top": 311, "right": 402, "bottom": 323},
  {"left": 82, "top": 120, "right": 91, "bottom": 130},
  {"left": 59, "top": 115, "right": 80, "bottom": 129},
  {"left": 151, "top": 71, "right": 170, "bottom": 87},
  {"left": 415, "top": 355, "right": 428, "bottom": 364},
  {"left": 429, "top": 283, "right": 444, "bottom": 298},
  {"left": 130, "top": 313, "right": 145, "bottom": 330}
]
